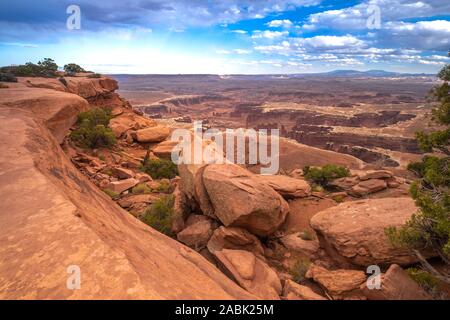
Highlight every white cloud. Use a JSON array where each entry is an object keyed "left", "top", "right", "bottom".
[
  {"left": 266, "top": 19, "right": 293, "bottom": 28},
  {"left": 234, "top": 49, "right": 252, "bottom": 54},
  {"left": 252, "top": 30, "right": 289, "bottom": 39},
  {"left": 231, "top": 30, "right": 247, "bottom": 34}
]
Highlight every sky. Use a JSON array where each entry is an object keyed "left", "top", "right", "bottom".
[{"left": 0, "top": 0, "right": 449, "bottom": 74}]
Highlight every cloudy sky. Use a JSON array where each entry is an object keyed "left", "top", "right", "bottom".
[{"left": 0, "top": 0, "right": 449, "bottom": 74}]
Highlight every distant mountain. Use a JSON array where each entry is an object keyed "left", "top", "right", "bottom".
[{"left": 313, "top": 69, "right": 435, "bottom": 77}]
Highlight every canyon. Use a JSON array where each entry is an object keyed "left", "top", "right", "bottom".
[{"left": 0, "top": 74, "right": 446, "bottom": 300}]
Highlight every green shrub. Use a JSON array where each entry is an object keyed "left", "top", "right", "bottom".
[
  {"left": 290, "top": 259, "right": 311, "bottom": 283},
  {"left": 141, "top": 195, "right": 174, "bottom": 236},
  {"left": 304, "top": 165, "right": 350, "bottom": 188},
  {"left": 64, "top": 63, "right": 86, "bottom": 75},
  {"left": 132, "top": 183, "right": 152, "bottom": 194},
  {"left": 0, "top": 73, "right": 17, "bottom": 82},
  {"left": 88, "top": 73, "right": 102, "bottom": 78},
  {"left": 102, "top": 188, "right": 119, "bottom": 200},
  {"left": 70, "top": 107, "right": 116, "bottom": 149},
  {"left": 298, "top": 230, "right": 315, "bottom": 241},
  {"left": 406, "top": 268, "right": 439, "bottom": 292},
  {"left": 2, "top": 58, "right": 58, "bottom": 77},
  {"left": 141, "top": 158, "right": 178, "bottom": 179},
  {"left": 157, "top": 180, "right": 173, "bottom": 193}
]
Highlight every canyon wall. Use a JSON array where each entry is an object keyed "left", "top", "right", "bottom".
[{"left": 0, "top": 77, "right": 254, "bottom": 299}]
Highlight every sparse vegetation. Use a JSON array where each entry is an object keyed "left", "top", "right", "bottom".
[
  {"left": 141, "top": 158, "right": 178, "bottom": 180},
  {"left": 102, "top": 188, "right": 119, "bottom": 200},
  {"left": 298, "top": 230, "right": 315, "bottom": 241},
  {"left": 0, "top": 73, "right": 17, "bottom": 82},
  {"left": 141, "top": 195, "right": 174, "bottom": 236},
  {"left": 157, "top": 180, "right": 173, "bottom": 193},
  {"left": 290, "top": 259, "right": 311, "bottom": 283},
  {"left": 88, "top": 73, "right": 102, "bottom": 78},
  {"left": 132, "top": 183, "right": 152, "bottom": 194},
  {"left": 2, "top": 58, "right": 59, "bottom": 77},
  {"left": 303, "top": 164, "right": 350, "bottom": 188},
  {"left": 64, "top": 63, "right": 86, "bottom": 75},
  {"left": 386, "top": 53, "right": 450, "bottom": 285},
  {"left": 70, "top": 107, "right": 116, "bottom": 149}
]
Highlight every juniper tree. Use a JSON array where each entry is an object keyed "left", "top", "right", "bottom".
[{"left": 387, "top": 52, "right": 450, "bottom": 284}]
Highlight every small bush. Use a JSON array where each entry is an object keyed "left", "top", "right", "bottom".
[
  {"left": 102, "top": 188, "right": 119, "bottom": 199},
  {"left": 70, "top": 107, "right": 116, "bottom": 149},
  {"left": 157, "top": 180, "right": 173, "bottom": 193},
  {"left": 290, "top": 259, "right": 311, "bottom": 283},
  {"left": 298, "top": 230, "right": 315, "bottom": 241},
  {"left": 132, "top": 183, "right": 152, "bottom": 194},
  {"left": 0, "top": 73, "right": 17, "bottom": 82},
  {"left": 64, "top": 63, "right": 86, "bottom": 75},
  {"left": 406, "top": 268, "right": 444, "bottom": 297},
  {"left": 88, "top": 73, "right": 102, "bottom": 78},
  {"left": 304, "top": 165, "right": 350, "bottom": 188},
  {"left": 141, "top": 158, "right": 178, "bottom": 179},
  {"left": 141, "top": 195, "right": 174, "bottom": 236}
]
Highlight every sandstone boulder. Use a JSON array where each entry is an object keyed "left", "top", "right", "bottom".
[
  {"left": 349, "top": 179, "right": 387, "bottom": 197},
  {"left": 207, "top": 226, "right": 265, "bottom": 260},
  {"left": 362, "top": 264, "right": 432, "bottom": 300},
  {"left": 177, "top": 219, "right": 214, "bottom": 250},
  {"left": 282, "top": 279, "right": 327, "bottom": 300},
  {"left": 306, "top": 264, "right": 367, "bottom": 300},
  {"left": 153, "top": 140, "right": 180, "bottom": 160},
  {"left": 214, "top": 249, "right": 282, "bottom": 299},
  {"left": 359, "top": 170, "right": 393, "bottom": 181},
  {"left": 254, "top": 175, "right": 311, "bottom": 198},
  {"left": 328, "top": 176, "right": 360, "bottom": 190},
  {"left": 202, "top": 164, "right": 289, "bottom": 237},
  {"left": 280, "top": 233, "right": 320, "bottom": 257},
  {"left": 107, "top": 178, "right": 139, "bottom": 194},
  {"left": 111, "top": 167, "right": 134, "bottom": 179},
  {"left": 135, "top": 126, "right": 170, "bottom": 143},
  {"left": 109, "top": 113, "right": 156, "bottom": 137},
  {"left": 310, "top": 198, "right": 423, "bottom": 266}
]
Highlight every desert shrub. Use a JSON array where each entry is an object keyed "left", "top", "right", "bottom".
[
  {"left": 157, "top": 180, "right": 173, "bottom": 193},
  {"left": 132, "top": 183, "right": 152, "bottom": 194},
  {"left": 298, "top": 230, "right": 315, "bottom": 241},
  {"left": 141, "top": 195, "right": 174, "bottom": 236},
  {"left": 70, "top": 107, "right": 116, "bottom": 149},
  {"left": 0, "top": 73, "right": 17, "bottom": 82},
  {"left": 386, "top": 53, "right": 450, "bottom": 285},
  {"left": 102, "top": 188, "right": 119, "bottom": 200},
  {"left": 141, "top": 158, "right": 178, "bottom": 179},
  {"left": 4, "top": 58, "right": 58, "bottom": 77},
  {"left": 64, "top": 63, "right": 86, "bottom": 75},
  {"left": 290, "top": 259, "right": 311, "bottom": 283},
  {"left": 88, "top": 73, "right": 102, "bottom": 78},
  {"left": 0, "top": 83, "right": 9, "bottom": 89},
  {"left": 303, "top": 164, "right": 350, "bottom": 188}
]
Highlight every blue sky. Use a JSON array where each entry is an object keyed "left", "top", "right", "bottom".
[{"left": 0, "top": 0, "right": 449, "bottom": 74}]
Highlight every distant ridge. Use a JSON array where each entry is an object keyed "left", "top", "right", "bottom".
[{"left": 314, "top": 69, "right": 435, "bottom": 77}]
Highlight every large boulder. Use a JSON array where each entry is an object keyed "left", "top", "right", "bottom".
[
  {"left": 109, "top": 113, "right": 156, "bottom": 138},
  {"left": 306, "top": 264, "right": 367, "bottom": 300},
  {"left": 282, "top": 279, "right": 327, "bottom": 300},
  {"left": 152, "top": 140, "right": 180, "bottom": 159},
  {"left": 213, "top": 249, "right": 282, "bottom": 299},
  {"left": 107, "top": 178, "right": 139, "bottom": 194},
  {"left": 207, "top": 226, "right": 265, "bottom": 260},
  {"left": 202, "top": 164, "right": 289, "bottom": 237},
  {"left": 134, "top": 126, "right": 170, "bottom": 143},
  {"left": 177, "top": 218, "right": 214, "bottom": 250},
  {"left": 254, "top": 175, "right": 311, "bottom": 198},
  {"left": 349, "top": 179, "right": 387, "bottom": 197},
  {"left": 359, "top": 170, "right": 393, "bottom": 181},
  {"left": 361, "top": 264, "right": 432, "bottom": 300},
  {"left": 280, "top": 233, "right": 320, "bottom": 257},
  {"left": 311, "top": 198, "right": 423, "bottom": 266}
]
